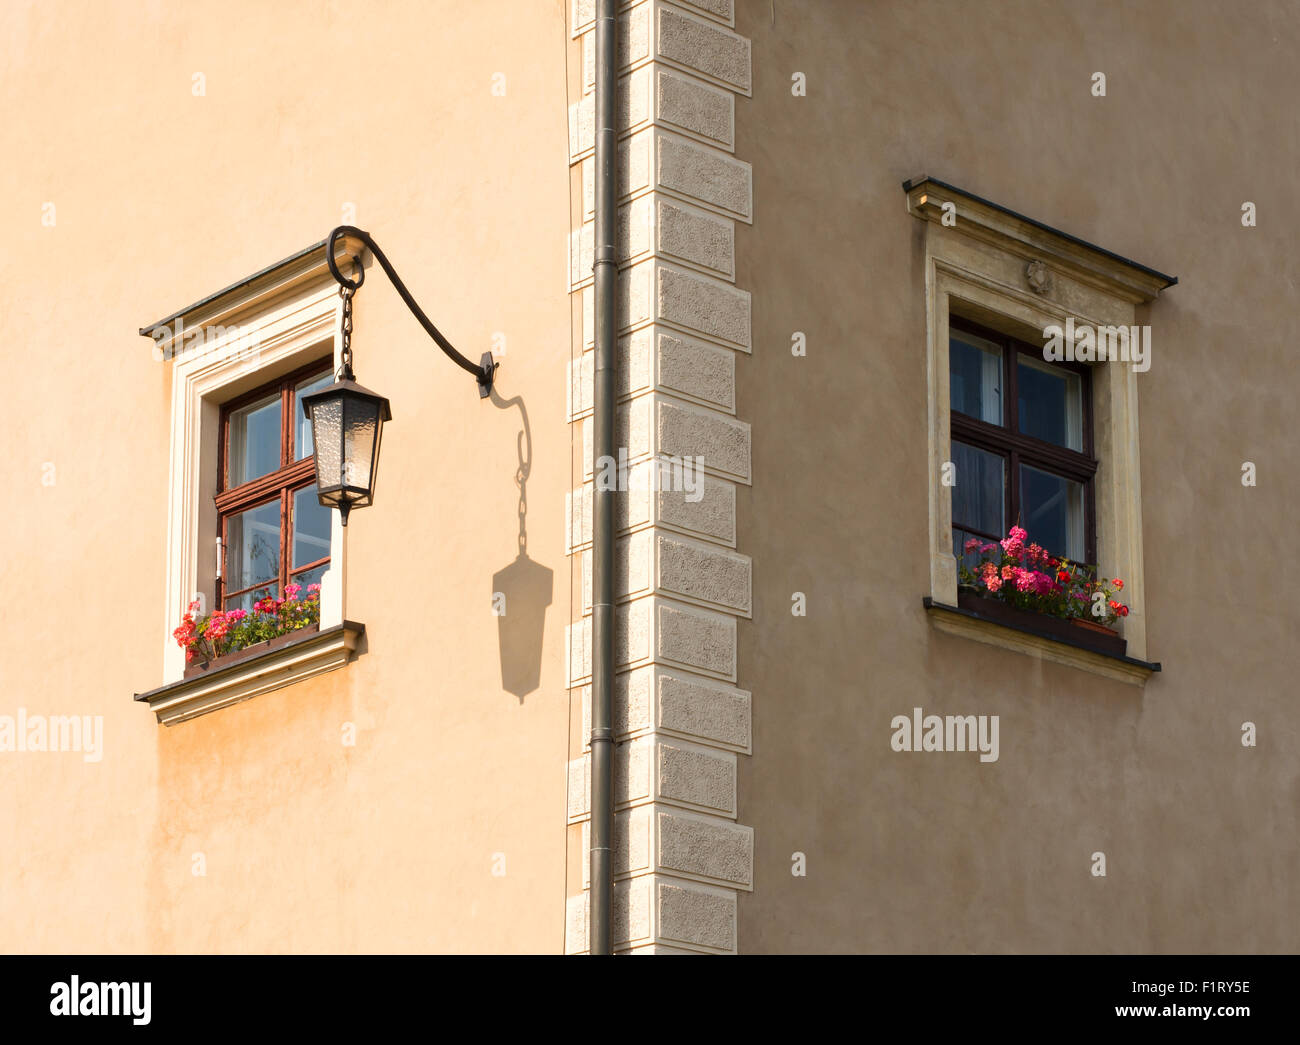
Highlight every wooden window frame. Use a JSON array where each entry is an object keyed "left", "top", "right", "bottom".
[
  {"left": 948, "top": 315, "right": 1098, "bottom": 566},
  {"left": 216, "top": 358, "right": 333, "bottom": 609}
]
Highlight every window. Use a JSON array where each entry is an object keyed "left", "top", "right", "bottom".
[
  {"left": 906, "top": 178, "right": 1174, "bottom": 677},
  {"left": 217, "top": 361, "right": 334, "bottom": 611},
  {"left": 948, "top": 317, "right": 1096, "bottom": 570}
]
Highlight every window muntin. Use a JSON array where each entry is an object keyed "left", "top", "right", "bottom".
[
  {"left": 949, "top": 317, "right": 1096, "bottom": 565},
  {"left": 217, "top": 360, "right": 333, "bottom": 610}
]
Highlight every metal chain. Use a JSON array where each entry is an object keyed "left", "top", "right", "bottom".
[
  {"left": 516, "top": 463, "right": 527, "bottom": 553},
  {"left": 339, "top": 284, "right": 355, "bottom": 379}
]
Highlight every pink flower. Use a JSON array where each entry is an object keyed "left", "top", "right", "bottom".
[
  {"left": 1001, "top": 565, "right": 1014, "bottom": 581},
  {"left": 206, "top": 611, "right": 230, "bottom": 642},
  {"left": 979, "top": 562, "right": 1003, "bottom": 593},
  {"left": 226, "top": 609, "right": 248, "bottom": 623},
  {"left": 963, "top": 538, "right": 981, "bottom": 553},
  {"left": 284, "top": 583, "right": 302, "bottom": 599},
  {"left": 1000, "top": 526, "right": 1028, "bottom": 559},
  {"left": 980, "top": 543, "right": 997, "bottom": 554}
]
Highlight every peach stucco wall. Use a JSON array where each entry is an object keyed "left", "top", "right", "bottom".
[{"left": 2, "top": 0, "right": 574, "bottom": 952}]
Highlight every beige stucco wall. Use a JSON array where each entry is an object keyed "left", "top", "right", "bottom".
[
  {"left": 1, "top": 0, "right": 574, "bottom": 952},
  {"left": 733, "top": 0, "right": 1298, "bottom": 952}
]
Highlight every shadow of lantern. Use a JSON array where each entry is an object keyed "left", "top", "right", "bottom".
[
  {"left": 493, "top": 553, "right": 553, "bottom": 699},
  {"left": 490, "top": 389, "right": 553, "bottom": 701}
]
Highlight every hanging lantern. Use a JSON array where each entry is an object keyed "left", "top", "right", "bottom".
[{"left": 300, "top": 375, "right": 391, "bottom": 527}]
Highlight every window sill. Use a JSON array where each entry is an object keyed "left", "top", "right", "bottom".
[
  {"left": 922, "top": 596, "right": 1159, "bottom": 686},
  {"left": 135, "top": 621, "right": 365, "bottom": 725}
]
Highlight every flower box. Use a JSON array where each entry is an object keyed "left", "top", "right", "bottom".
[
  {"left": 182, "top": 623, "right": 321, "bottom": 679},
  {"left": 956, "top": 588, "right": 1127, "bottom": 659}
]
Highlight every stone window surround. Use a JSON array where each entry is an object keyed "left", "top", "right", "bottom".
[
  {"left": 149, "top": 240, "right": 364, "bottom": 716},
  {"left": 907, "top": 178, "right": 1176, "bottom": 679}
]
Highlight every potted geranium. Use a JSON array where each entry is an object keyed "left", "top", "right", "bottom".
[
  {"left": 173, "top": 583, "right": 322, "bottom": 676},
  {"left": 957, "top": 526, "right": 1130, "bottom": 655}
]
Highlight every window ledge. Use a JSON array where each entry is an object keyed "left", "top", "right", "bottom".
[
  {"left": 135, "top": 621, "right": 365, "bottom": 725},
  {"left": 922, "top": 597, "right": 1159, "bottom": 686}
]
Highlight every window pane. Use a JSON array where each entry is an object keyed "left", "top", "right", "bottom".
[
  {"left": 1017, "top": 355, "right": 1082, "bottom": 450},
  {"left": 224, "top": 588, "right": 274, "bottom": 613},
  {"left": 949, "top": 332, "right": 1003, "bottom": 425},
  {"left": 295, "top": 370, "right": 333, "bottom": 459},
  {"left": 954, "top": 527, "right": 999, "bottom": 571},
  {"left": 290, "top": 563, "right": 328, "bottom": 594},
  {"left": 951, "top": 441, "right": 1005, "bottom": 537},
  {"left": 1020, "top": 464, "right": 1084, "bottom": 561},
  {"left": 226, "top": 500, "right": 281, "bottom": 594},
  {"left": 293, "top": 485, "right": 332, "bottom": 567},
  {"left": 228, "top": 392, "right": 282, "bottom": 486}
]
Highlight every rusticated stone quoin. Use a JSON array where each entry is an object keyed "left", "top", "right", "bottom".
[{"left": 566, "top": 0, "right": 753, "bottom": 954}]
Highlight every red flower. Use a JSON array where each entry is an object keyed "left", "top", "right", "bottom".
[
  {"left": 1056, "top": 570, "right": 1070, "bottom": 584},
  {"left": 173, "top": 617, "right": 197, "bottom": 648}
]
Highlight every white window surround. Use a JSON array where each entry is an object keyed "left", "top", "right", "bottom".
[
  {"left": 905, "top": 177, "right": 1176, "bottom": 680},
  {"left": 147, "top": 238, "right": 366, "bottom": 718}
]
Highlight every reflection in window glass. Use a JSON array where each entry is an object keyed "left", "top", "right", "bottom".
[
  {"left": 949, "top": 333, "right": 1003, "bottom": 425},
  {"left": 293, "top": 484, "right": 331, "bottom": 568},
  {"left": 225, "top": 500, "right": 280, "bottom": 595},
  {"left": 1017, "top": 354, "right": 1082, "bottom": 451},
  {"left": 951, "top": 441, "right": 1006, "bottom": 539},
  {"left": 290, "top": 563, "right": 328, "bottom": 595},
  {"left": 1020, "top": 464, "right": 1084, "bottom": 561},
  {"left": 295, "top": 371, "right": 333, "bottom": 459},
  {"left": 228, "top": 393, "right": 281, "bottom": 486}
]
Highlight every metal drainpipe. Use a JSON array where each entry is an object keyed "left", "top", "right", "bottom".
[{"left": 589, "top": 0, "right": 617, "bottom": 956}]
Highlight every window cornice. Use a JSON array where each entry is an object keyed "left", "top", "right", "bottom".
[
  {"left": 903, "top": 176, "right": 1177, "bottom": 306},
  {"left": 138, "top": 233, "right": 367, "bottom": 353}
]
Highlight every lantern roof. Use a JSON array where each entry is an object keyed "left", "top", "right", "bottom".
[{"left": 300, "top": 376, "right": 392, "bottom": 423}]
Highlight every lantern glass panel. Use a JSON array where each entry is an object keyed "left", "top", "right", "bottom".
[
  {"left": 310, "top": 397, "right": 344, "bottom": 493},
  {"left": 343, "top": 396, "right": 380, "bottom": 492}
]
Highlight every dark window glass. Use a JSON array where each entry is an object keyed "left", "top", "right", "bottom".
[
  {"left": 1017, "top": 355, "right": 1082, "bottom": 451},
  {"left": 949, "top": 333, "right": 1003, "bottom": 425},
  {"left": 948, "top": 318, "right": 1096, "bottom": 565}
]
